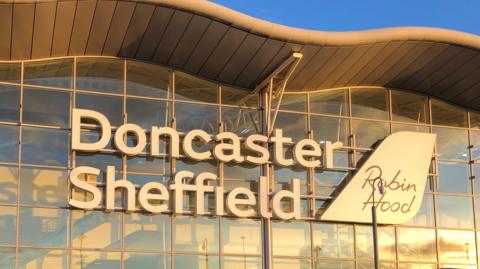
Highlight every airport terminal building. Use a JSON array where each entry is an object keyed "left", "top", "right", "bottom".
[{"left": 0, "top": 0, "right": 480, "bottom": 268}]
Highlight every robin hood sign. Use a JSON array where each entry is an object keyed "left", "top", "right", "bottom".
[{"left": 68, "top": 108, "right": 435, "bottom": 224}]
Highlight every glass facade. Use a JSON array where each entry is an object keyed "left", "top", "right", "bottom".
[{"left": 0, "top": 57, "right": 478, "bottom": 268}]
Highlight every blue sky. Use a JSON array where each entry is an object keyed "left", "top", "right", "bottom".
[{"left": 209, "top": 0, "right": 480, "bottom": 35}]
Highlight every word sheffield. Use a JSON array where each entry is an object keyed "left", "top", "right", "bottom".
[{"left": 69, "top": 109, "right": 342, "bottom": 220}]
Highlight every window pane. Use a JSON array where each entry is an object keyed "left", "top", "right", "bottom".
[
  {"left": 0, "top": 125, "right": 18, "bottom": 163},
  {"left": 19, "top": 207, "right": 68, "bottom": 247},
  {"left": 404, "top": 194, "right": 434, "bottom": 227},
  {"left": 398, "top": 264, "right": 436, "bottom": 269},
  {"left": 272, "top": 221, "right": 311, "bottom": 257},
  {"left": 351, "top": 88, "right": 388, "bottom": 120},
  {"left": 71, "top": 251, "right": 121, "bottom": 269},
  {"left": 222, "top": 256, "right": 262, "bottom": 269},
  {"left": 311, "top": 116, "right": 349, "bottom": 145},
  {"left": 222, "top": 107, "right": 259, "bottom": 137},
  {"left": 312, "top": 223, "right": 354, "bottom": 258},
  {"left": 315, "top": 170, "right": 348, "bottom": 196},
  {"left": 24, "top": 58, "right": 73, "bottom": 88},
  {"left": 0, "top": 247, "right": 15, "bottom": 269},
  {"left": 76, "top": 93, "right": 123, "bottom": 126},
  {"left": 391, "top": 90, "right": 428, "bottom": 123},
  {"left": 351, "top": 120, "right": 389, "bottom": 148},
  {"left": 0, "top": 206, "right": 16, "bottom": 245},
  {"left": 22, "top": 127, "right": 69, "bottom": 166},
  {"left": 173, "top": 255, "right": 219, "bottom": 269},
  {"left": 469, "top": 130, "right": 480, "bottom": 161},
  {"left": 0, "top": 166, "right": 17, "bottom": 204},
  {"left": 274, "top": 166, "right": 308, "bottom": 195},
  {"left": 23, "top": 88, "right": 70, "bottom": 127},
  {"left": 175, "top": 103, "right": 217, "bottom": 134},
  {"left": 436, "top": 195, "right": 474, "bottom": 229},
  {"left": 127, "top": 156, "right": 169, "bottom": 174},
  {"left": 397, "top": 227, "right": 436, "bottom": 262},
  {"left": 175, "top": 72, "right": 217, "bottom": 103},
  {"left": 18, "top": 249, "right": 68, "bottom": 269},
  {"left": 391, "top": 123, "right": 429, "bottom": 133},
  {"left": 76, "top": 58, "right": 124, "bottom": 94},
  {"left": 124, "top": 213, "right": 171, "bottom": 251},
  {"left": 272, "top": 93, "right": 306, "bottom": 112},
  {"left": 221, "top": 86, "right": 258, "bottom": 107},
  {"left": 431, "top": 99, "right": 467, "bottom": 127},
  {"left": 432, "top": 127, "right": 468, "bottom": 161},
  {"left": 0, "top": 62, "right": 21, "bottom": 82},
  {"left": 174, "top": 216, "right": 219, "bottom": 253},
  {"left": 19, "top": 167, "right": 68, "bottom": 206},
  {"left": 273, "top": 258, "right": 311, "bottom": 269},
  {"left": 124, "top": 252, "right": 170, "bottom": 269},
  {"left": 224, "top": 163, "right": 259, "bottom": 191},
  {"left": 437, "top": 229, "right": 476, "bottom": 264},
  {"left": 437, "top": 162, "right": 471, "bottom": 194},
  {"left": 72, "top": 210, "right": 121, "bottom": 249},
  {"left": 275, "top": 112, "right": 307, "bottom": 141},
  {"left": 0, "top": 85, "right": 20, "bottom": 122},
  {"left": 355, "top": 225, "right": 395, "bottom": 260},
  {"left": 126, "top": 98, "right": 167, "bottom": 129},
  {"left": 126, "top": 60, "right": 169, "bottom": 98},
  {"left": 310, "top": 89, "right": 348, "bottom": 116},
  {"left": 221, "top": 218, "right": 262, "bottom": 255},
  {"left": 313, "top": 260, "right": 354, "bottom": 269}
]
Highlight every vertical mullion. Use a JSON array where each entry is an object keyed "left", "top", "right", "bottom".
[
  {"left": 69, "top": 56, "right": 77, "bottom": 269},
  {"left": 14, "top": 61, "right": 24, "bottom": 269},
  {"left": 120, "top": 58, "right": 127, "bottom": 269}
]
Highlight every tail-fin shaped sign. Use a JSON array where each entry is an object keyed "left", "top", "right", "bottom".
[{"left": 320, "top": 131, "right": 436, "bottom": 224}]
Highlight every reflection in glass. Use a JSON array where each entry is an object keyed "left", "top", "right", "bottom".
[
  {"left": 222, "top": 107, "right": 259, "bottom": 137},
  {"left": 126, "top": 60, "right": 169, "bottom": 98},
  {"left": 22, "top": 127, "right": 69, "bottom": 166},
  {"left": 0, "top": 85, "right": 20, "bottom": 122},
  {"left": 315, "top": 170, "right": 348, "bottom": 196},
  {"left": 272, "top": 258, "right": 311, "bottom": 269},
  {"left": 405, "top": 194, "right": 434, "bottom": 227},
  {"left": 127, "top": 156, "right": 169, "bottom": 174},
  {"left": 175, "top": 103, "right": 217, "bottom": 134},
  {"left": 221, "top": 218, "right": 261, "bottom": 255},
  {"left": 357, "top": 261, "right": 396, "bottom": 269},
  {"left": 351, "top": 88, "right": 388, "bottom": 120},
  {"left": 436, "top": 195, "right": 474, "bottom": 229},
  {"left": 310, "top": 89, "right": 348, "bottom": 116},
  {"left": 398, "top": 264, "right": 435, "bottom": 269},
  {"left": 174, "top": 216, "right": 219, "bottom": 253},
  {"left": 431, "top": 99, "right": 468, "bottom": 127},
  {"left": 0, "top": 206, "right": 16, "bottom": 245},
  {"left": 314, "top": 260, "right": 354, "bottom": 269},
  {"left": 0, "top": 166, "right": 17, "bottom": 204},
  {"left": 274, "top": 166, "right": 308, "bottom": 195},
  {"left": 76, "top": 58, "right": 124, "bottom": 94},
  {"left": 173, "top": 255, "right": 219, "bottom": 269},
  {"left": 76, "top": 153, "right": 122, "bottom": 169},
  {"left": 355, "top": 225, "right": 395, "bottom": 260},
  {"left": 275, "top": 112, "right": 307, "bottom": 141},
  {"left": 0, "top": 247, "right": 15, "bottom": 269},
  {"left": 24, "top": 58, "right": 73, "bottom": 88},
  {"left": 0, "top": 62, "right": 21, "bottom": 82},
  {"left": 221, "top": 86, "right": 258, "bottom": 107},
  {"left": 0, "top": 125, "right": 18, "bottom": 163},
  {"left": 76, "top": 93, "right": 123, "bottom": 126},
  {"left": 272, "top": 93, "right": 306, "bottom": 112},
  {"left": 470, "top": 130, "right": 480, "bottom": 161},
  {"left": 437, "top": 162, "right": 471, "bottom": 194},
  {"left": 312, "top": 223, "right": 354, "bottom": 258},
  {"left": 223, "top": 256, "right": 262, "bottom": 269},
  {"left": 224, "top": 163, "right": 259, "bottom": 191},
  {"left": 124, "top": 252, "right": 170, "bottom": 269},
  {"left": 175, "top": 72, "right": 217, "bottom": 103},
  {"left": 351, "top": 120, "right": 389, "bottom": 148},
  {"left": 126, "top": 98, "right": 168, "bottom": 129},
  {"left": 391, "top": 90, "right": 428, "bottom": 123},
  {"left": 397, "top": 228, "right": 436, "bottom": 262},
  {"left": 23, "top": 88, "right": 70, "bottom": 127},
  {"left": 310, "top": 116, "right": 349, "bottom": 145},
  {"left": 272, "top": 221, "right": 311, "bottom": 257},
  {"left": 18, "top": 249, "right": 68, "bottom": 269},
  {"left": 20, "top": 167, "right": 68, "bottom": 206},
  {"left": 437, "top": 229, "right": 476, "bottom": 265},
  {"left": 72, "top": 210, "right": 121, "bottom": 249},
  {"left": 391, "top": 123, "right": 429, "bottom": 133},
  {"left": 19, "top": 207, "right": 68, "bottom": 247},
  {"left": 124, "top": 213, "right": 171, "bottom": 251},
  {"left": 71, "top": 251, "right": 121, "bottom": 269},
  {"left": 432, "top": 127, "right": 468, "bottom": 161}
]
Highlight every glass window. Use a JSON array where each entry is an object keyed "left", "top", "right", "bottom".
[
  {"left": 126, "top": 60, "right": 169, "bottom": 98},
  {"left": 272, "top": 221, "right": 311, "bottom": 257},
  {"left": 174, "top": 216, "right": 219, "bottom": 253},
  {"left": 124, "top": 213, "right": 171, "bottom": 251},
  {"left": 221, "top": 218, "right": 262, "bottom": 255},
  {"left": 469, "top": 130, "right": 480, "bottom": 161},
  {"left": 175, "top": 72, "right": 217, "bottom": 103},
  {"left": 76, "top": 93, "right": 123, "bottom": 126},
  {"left": 313, "top": 260, "right": 354, "bottom": 269},
  {"left": 391, "top": 123, "right": 429, "bottom": 133},
  {"left": 0, "top": 166, "right": 17, "bottom": 204},
  {"left": 126, "top": 98, "right": 168, "bottom": 129},
  {"left": 398, "top": 264, "right": 436, "bottom": 269},
  {"left": 272, "top": 258, "right": 311, "bottom": 269},
  {"left": 397, "top": 227, "right": 436, "bottom": 262},
  {"left": 310, "top": 89, "right": 348, "bottom": 116},
  {"left": 221, "top": 86, "right": 258, "bottom": 107},
  {"left": 124, "top": 253, "right": 171, "bottom": 269},
  {"left": 432, "top": 127, "right": 468, "bottom": 161},
  {"left": 23, "top": 88, "right": 70, "bottom": 127},
  {"left": 0, "top": 247, "right": 15, "bottom": 269},
  {"left": 351, "top": 120, "right": 389, "bottom": 148},
  {"left": 175, "top": 103, "right": 217, "bottom": 134},
  {"left": 274, "top": 166, "right": 308, "bottom": 195},
  {"left": 71, "top": 251, "right": 121, "bottom": 269},
  {"left": 18, "top": 249, "right": 68, "bottom": 269},
  {"left": 72, "top": 210, "right": 121, "bottom": 249},
  {"left": 391, "top": 90, "right": 428, "bottom": 123},
  {"left": 0, "top": 85, "right": 20, "bottom": 122},
  {"left": 22, "top": 127, "right": 69, "bottom": 166},
  {"left": 0, "top": 206, "right": 16, "bottom": 245},
  {"left": 272, "top": 93, "right": 306, "bottom": 112},
  {"left": 436, "top": 195, "right": 474, "bottom": 229},
  {"left": 470, "top": 112, "right": 480, "bottom": 129},
  {"left": 0, "top": 62, "right": 21, "bottom": 82},
  {"left": 275, "top": 112, "right": 307, "bottom": 141},
  {"left": 476, "top": 198, "right": 480, "bottom": 229},
  {"left": 19, "top": 207, "right": 68, "bottom": 247},
  {"left": 437, "top": 229, "right": 476, "bottom": 265},
  {"left": 76, "top": 58, "right": 124, "bottom": 94},
  {"left": 431, "top": 99, "right": 468, "bottom": 127},
  {"left": 0, "top": 124, "right": 18, "bottom": 163},
  {"left": 24, "top": 58, "right": 73, "bottom": 88},
  {"left": 19, "top": 167, "right": 68, "bottom": 206},
  {"left": 222, "top": 256, "right": 262, "bottom": 269},
  {"left": 437, "top": 162, "right": 471, "bottom": 194},
  {"left": 173, "top": 255, "right": 219, "bottom": 269},
  {"left": 355, "top": 225, "right": 395, "bottom": 260},
  {"left": 405, "top": 194, "right": 434, "bottom": 227},
  {"left": 127, "top": 156, "right": 169, "bottom": 175},
  {"left": 222, "top": 107, "right": 259, "bottom": 137},
  {"left": 357, "top": 261, "right": 396, "bottom": 269},
  {"left": 351, "top": 88, "right": 388, "bottom": 120},
  {"left": 224, "top": 163, "right": 259, "bottom": 191},
  {"left": 312, "top": 223, "right": 354, "bottom": 258},
  {"left": 315, "top": 170, "right": 348, "bottom": 197},
  {"left": 311, "top": 116, "right": 349, "bottom": 145}
]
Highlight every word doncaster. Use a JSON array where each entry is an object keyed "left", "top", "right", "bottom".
[{"left": 69, "top": 109, "right": 343, "bottom": 220}]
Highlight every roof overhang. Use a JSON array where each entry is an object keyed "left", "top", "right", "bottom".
[{"left": 1, "top": 0, "right": 480, "bottom": 109}]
